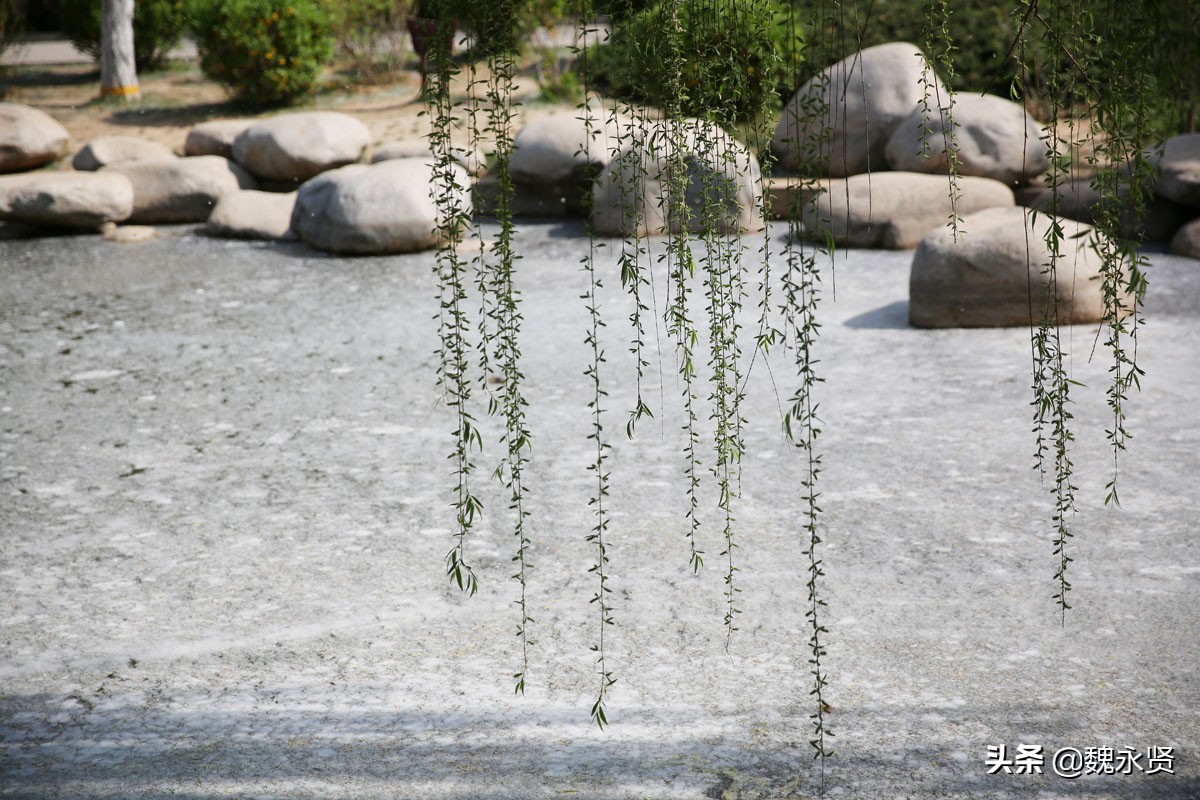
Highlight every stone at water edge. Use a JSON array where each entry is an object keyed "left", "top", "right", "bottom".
[
  {"left": 1150, "top": 133, "right": 1200, "bottom": 207},
  {"left": 772, "top": 42, "right": 943, "bottom": 177},
  {"left": 799, "top": 171, "right": 1015, "bottom": 249},
  {"left": 0, "top": 171, "right": 134, "bottom": 228},
  {"left": 102, "top": 156, "right": 257, "bottom": 224},
  {"left": 185, "top": 120, "right": 256, "bottom": 159},
  {"left": 1171, "top": 217, "right": 1200, "bottom": 259},
  {"left": 233, "top": 112, "right": 371, "bottom": 182},
  {"left": 909, "top": 206, "right": 1131, "bottom": 328},
  {"left": 592, "top": 119, "right": 763, "bottom": 237},
  {"left": 72, "top": 136, "right": 176, "bottom": 171},
  {"left": 291, "top": 159, "right": 469, "bottom": 255},
  {"left": 207, "top": 190, "right": 297, "bottom": 241},
  {"left": 885, "top": 92, "right": 1048, "bottom": 186},
  {"left": 0, "top": 103, "right": 70, "bottom": 173}
]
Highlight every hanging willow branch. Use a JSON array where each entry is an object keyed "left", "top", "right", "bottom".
[
  {"left": 478, "top": 0, "right": 536, "bottom": 696},
  {"left": 427, "top": 12, "right": 482, "bottom": 598},
  {"left": 920, "top": 0, "right": 963, "bottom": 238},
  {"left": 418, "top": 0, "right": 1181, "bottom": 755}
]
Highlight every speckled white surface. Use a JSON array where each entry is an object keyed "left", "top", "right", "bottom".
[{"left": 1, "top": 223, "right": 1197, "bottom": 799}]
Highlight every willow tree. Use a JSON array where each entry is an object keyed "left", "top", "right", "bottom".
[{"left": 423, "top": 0, "right": 1193, "bottom": 772}]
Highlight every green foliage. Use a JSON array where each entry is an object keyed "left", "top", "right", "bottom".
[
  {"left": 584, "top": 0, "right": 804, "bottom": 123},
  {"left": 0, "top": 0, "right": 24, "bottom": 88},
  {"left": 58, "top": 0, "right": 191, "bottom": 71},
  {"left": 332, "top": 0, "right": 413, "bottom": 84},
  {"left": 0, "top": 0, "right": 22, "bottom": 45},
  {"left": 814, "top": 0, "right": 1197, "bottom": 135},
  {"left": 192, "top": 0, "right": 333, "bottom": 107},
  {"left": 419, "top": 0, "right": 571, "bottom": 57},
  {"left": 534, "top": 51, "right": 583, "bottom": 103}
]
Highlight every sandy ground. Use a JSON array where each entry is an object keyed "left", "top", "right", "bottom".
[
  {"left": 0, "top": 222, "right": 1197, "bottom": 799},
  {"left": 1, "top": 56, "right": 572, "bottom": 160}
]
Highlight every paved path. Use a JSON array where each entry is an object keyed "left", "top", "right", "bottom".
[
  {"left": 1, "top": 35, "right": 197, "bottom": 67},
  {"left": 0, "top": 224, "right": 1197, "bottom": 798}
]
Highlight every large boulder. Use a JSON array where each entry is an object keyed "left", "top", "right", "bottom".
[
  {"left": 1151, "top": 133, "right": 1200, "bottom": 207},
  {"left": 1016, "top": 176, "right": 1192, "bottom": 241},
  {"left": 0, "top": 103, "right": 70, "bottom": 173},
  {"left": 508, "top": 108, "right": 638, "bottom": 215},
  {"left": 772, "top": 42, "right": 942, "bottom": 177},
  {"left": 72, "top": 135, "right": 176, "bottom": 171},
  {"left": 909, "top": 206, "right": 1129, "bottom": 328},
  {"left": 885, "top": 92, "right": 1048, "bottom": 186},
  {"left": 370, "top": 139, "right": 484, "bottom": 174},
  {"left": 592, "top": 119, "right": 763, "bottom": 236},
  {"left": 0, "top": 171, "right": 134, "bottom": 228},
  {"left": 102, "top": 156, "right": 257, "bottom": 224},
  {"left": 206, "top": 190, "right": 296, "bottom": 240},
  {"left": 184, "top": 119, "right": 255, "bottom": 158},
  {"left": 291, "top": 159, "right": 467, "bottom": 255},
  {"left": 1170, "top": 217, "right": 1200, "bottom": 259},
  {"left": 232, "top": 112, "right": 371, "bottom": 182},
  {"left": 800, "top": 172, "right": 1014, "bottom": 249}
]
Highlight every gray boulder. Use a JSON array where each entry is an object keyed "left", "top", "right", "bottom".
[
  {"left": 0, "top": 103, "right": 70, "bottom": 173},
  {"left": 1016, "top": 176, "right": 1192, "bottom": 241},
  {"left": 909, "top": 206, "right": 1129, "bottom": 328},
  {"left": 370, "top": 139, "right": 484, "bottom": 174},
  {"left": 291, "top": 159, "right": 466, "bottom": 255},
  {"left": 1151, "top": 133, "right": 1200, "bottom": 206},
  {"left": 0, "top": 171, "right": 134, "bottom": 228},
  {"left": 72, "top": 135, "right": 176, "bottom": 171},
  {"left": 232, "top": 112, "right": 371, "bottom": 182},
  {"left": 102, "top": 156, "right": 257, "bottom": 224},
  {"left": 772, "top": 42, "right": 941, "bottom": 177},
  {"left": 885, "top": 92, "right": 1048, "bottom": 186},
  {"left": 801, "top": 172, "right": 1014, "bottom": 249},
  {"left": 207, "top": 190, "right": 296, "bottom": 240},
  {"left": 1170, "top": 217, "right": 1200, "bottom": 259},
  {"left": 184, "top": 119, "right": 255, "bottom": 158},
  {"left": 510, "top": 108, "right": 632, "bottom": 184},
  {"left": 509, "top": 108, "right": 638, "bottom": 215},
  {"left": 592, "top": 119, "right": 763, "bottom": 236}
]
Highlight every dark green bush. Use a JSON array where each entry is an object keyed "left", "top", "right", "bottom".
[
  {"left": 583, "top": 0, "right": 804, "bottom": 124},
  {"left": 58, "top": 0, "right": 191, "bottom": 71},
  {"left": 808, "top": 0, "right": 1092, "bottom": 114},
  {"left": 192, "top": 0, "right": 333, "bottom": 107}
]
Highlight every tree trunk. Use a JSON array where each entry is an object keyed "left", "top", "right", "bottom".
[{"left": 100, "top": 0, "right": 139, "bottom": 100}]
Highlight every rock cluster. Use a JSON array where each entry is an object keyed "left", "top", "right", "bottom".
[
  {"left": 762, "top": 42, "right": 1199, "bottom": 327},
  {"left": 2, "top": 60, "right": 1198, "bottom": 283},
  {"left": 772, "top": 42, "right": 1047, "bottom": 188}
]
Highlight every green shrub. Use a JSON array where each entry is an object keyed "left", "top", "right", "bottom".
[
  {"left": 583, "top": 0, "right": 804, "bottom": 124},
  {"left": 58, "top": 0, "right": 191, "bottom": 71},
  {"left": 332, "top": 0, "right": 413, "bottom": 85},
  {"left": 192, "top": 0, "right": 333, "bottom": 107},
  {"left": 0, "top": 0, "right": 23, "bottom": 92}
]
